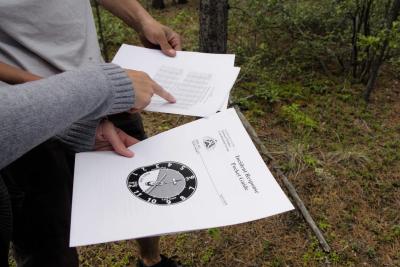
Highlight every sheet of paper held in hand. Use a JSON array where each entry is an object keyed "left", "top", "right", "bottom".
[
  {"left": 112, "top": 44, "right": 240, "bottom": 117},
  {"left": 70, "top": 109, "right": 294, "bottom": 247}
]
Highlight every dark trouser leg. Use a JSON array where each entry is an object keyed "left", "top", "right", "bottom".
[
  {"left": 0, "top": 175, "right": 12, "bottom": 267},
  {"left": 109, "top": 113, "right": 163, "bottom": 265},
  {"left": 1, "top": 113, "right": 147, "bottom": 267},
  {"left": 108, "top": 113, "right": 147, "bottom": 140},
  {"left": 136, "top": 237, "right": 161, "bottom": 266},
  {"left": 2, "top": 140, "right": 78, "bottom": 267}
]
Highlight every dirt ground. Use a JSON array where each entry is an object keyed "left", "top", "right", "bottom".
[
  {"left": 77, "top": 79, "right": 399, "bottom": 267},
  {"left": 9, "top": 1, "right": 399, "bottom": 266},
  {"left": 78, "top": 72, "right": 399, "bottom": 267},
  {"left": 76, "top": 1, "right": 400, "bottom": 266}
]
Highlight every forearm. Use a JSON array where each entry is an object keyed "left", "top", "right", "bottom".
[
  {"left": 0, "top": 62, "right": 41, "bottom": 84},
  {"left": 99, "top": 0, "right": 154, "bottom": 32},
  {"left": 0, "top": 64, "right": 134, "bottom": 169}
]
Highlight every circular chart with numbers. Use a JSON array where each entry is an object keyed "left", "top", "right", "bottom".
[{"left": 126, "top": 161, "right": 197, "bottom": 205}]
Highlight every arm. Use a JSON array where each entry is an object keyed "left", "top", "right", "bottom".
[
  {"left": 0, "top": 61, "right": 105, "bottom": 153},
  {"left": 55, "top": 67, "right": 175, "bottom": 153},
  {"left": 99, "top": 0, "right": 182, "bottom": 56},
  {"left": 0, "top": 64, "right": 174, "bottom": 169},
  {"left": 0, "top": 62, "right": 41, "bottom": 84},
  {"left": 99, "top": 0, "right": 152, "bottom": 33},
  {"left": 0, "top": 64, "right": 133, "bottom": 169},
  {"left": 0, "top": 62, "right": 149, "bottom": 154}
]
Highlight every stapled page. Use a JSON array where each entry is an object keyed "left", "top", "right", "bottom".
[{"left": 70, "top": 109, "right": 294, "bottom": 247}]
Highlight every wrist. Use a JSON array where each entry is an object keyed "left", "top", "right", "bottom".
[
  {"left": 118, "top": 1, "right": 154, "bottom": 34},
  {"left": 136, "top": 16, "right": 156, "bottom": 35},
  {"left": 100, "top": 64, "right": 135, "bottom": 114}
]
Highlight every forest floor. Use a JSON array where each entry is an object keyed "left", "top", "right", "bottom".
[
  {"left": 77, "top": 2, "right": 400, "bottom": 266},
  {"left": 11, "top": 1, "right": 399, "bottom": 267}
]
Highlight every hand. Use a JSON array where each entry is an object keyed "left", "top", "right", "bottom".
[
  {"left": 94, "top": 120, "right": 139, "bottom": 157},
  {"left": 125, "top": 69, "right": 176, "bottom": 111},
  {"left": 139, "top": 19, "right": 182, "bottom": 57},
  {"left": 98, "top": 0, "right": 181, "bottom": 56}
]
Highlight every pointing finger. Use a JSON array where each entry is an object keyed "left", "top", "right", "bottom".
[{"left": 153, "top": 82, "right": 176, "bottom": 103}]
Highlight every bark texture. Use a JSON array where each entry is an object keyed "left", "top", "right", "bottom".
[
  {"left": 199, "top": 0, "right": 229, "bottom": 53},
  {"left": 364, "top": 0, "right": 400, "bottom": 101}
]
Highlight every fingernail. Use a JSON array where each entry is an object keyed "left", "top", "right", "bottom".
[
  {"left": 169, "top": 49, "right": 176, "bottom": 56},
  {"left": 126, "top": 150, "right": 134, "bottom": 157}
]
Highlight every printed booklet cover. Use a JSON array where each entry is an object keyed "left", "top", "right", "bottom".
[{"left": 70, "top": 109, "right": 294, "bottom": 247}]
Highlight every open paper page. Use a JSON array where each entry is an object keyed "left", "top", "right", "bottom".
[
  {"left": 112, "top": 44, "right": 239, "bottom": 117},
  {"left": 146, "top": 65, "right": 239, "bottom": 116},
  {"left": 70, "top": 109, "right": 294, "bottom": 247},
  {"left": 219, "top": 91, "right": 231, "bottom": 111},
  {"left": 113, "top": 44, "right": 236, "bottom": 71}
]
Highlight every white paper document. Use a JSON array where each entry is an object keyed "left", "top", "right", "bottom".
[
  {"left": 70, "top": 109, "right": 294, "bottom": 247},
  {"left": 112, "top": 44, "right": 239, "bottom": 116}
]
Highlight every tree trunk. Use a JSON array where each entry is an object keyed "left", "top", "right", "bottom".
[
  {"left": 364, "top": 58, "right": 382, "bottom": 101},
  {"left": 389, "top": 0, "right": 400, "bottom": 24},
  {"left": 199, "top": 0, "right": 229, "bottom": 53},
  {"left": 152, "top": 0, "right": 165, "bottom": 9},
  {"left": 351, "top": 15, "right": 358, "bottom": 78},
  {"left": 364, "top": 0, "right": 400, "bottom": 101}
]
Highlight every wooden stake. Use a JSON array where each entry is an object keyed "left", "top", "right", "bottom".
[
  {"left": 233, "top": 106, "right": 331, "bottom": 253},
  {"left": 196, "top": 0, "right": 330, "bottom": 252}
]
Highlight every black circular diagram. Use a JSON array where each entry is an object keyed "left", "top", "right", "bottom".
[{"left": 127, "top": 161, "right": 197, "bottom": 205}]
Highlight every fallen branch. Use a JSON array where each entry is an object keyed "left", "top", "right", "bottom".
[{"left": 233, "top": 105, "right": 331, "bottom": 253}]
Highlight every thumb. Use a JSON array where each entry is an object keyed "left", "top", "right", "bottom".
[{"left": 157, "top": 33, "right": 176, "bottom": 57}]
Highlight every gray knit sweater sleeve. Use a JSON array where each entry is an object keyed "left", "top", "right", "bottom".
[
  {"left": 0, "top": 63, "right": 134, "bottom": 169},
  {"left": 55, "top": 64, "right": 134, "bottom": 152}
]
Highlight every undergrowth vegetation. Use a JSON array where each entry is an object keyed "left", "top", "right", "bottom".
[{"left": 73, "top": 1, "right": 400, "bottom": 266}]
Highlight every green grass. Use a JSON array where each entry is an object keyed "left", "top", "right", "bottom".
[{"left": 14, "top": 2, "right": 396, "bottom": 266}]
